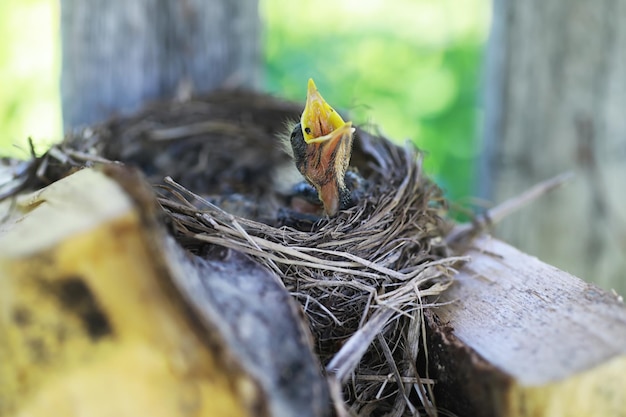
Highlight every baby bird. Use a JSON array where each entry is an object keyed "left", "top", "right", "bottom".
[{"left": 285, "top": 79, "right": 358, "bottom": 217}]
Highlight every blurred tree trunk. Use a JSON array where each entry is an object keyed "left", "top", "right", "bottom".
[
  {"left": 481, "top": 0, "right": 626, "bottom": 294},
  {"left": 60, "top": 0, "right": 260, "bottom": 129}
]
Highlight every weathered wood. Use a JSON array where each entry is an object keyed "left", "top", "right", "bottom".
[
  {"left": 0, "top": 167, "right": 328, "bottom": 417},
  {"left": 60, "top": 0, "right": 260, "bottom": 129},
  {"left": 5, "top": 136, "right": 626, "bottom": 415},
  {"left": 481, "top": 0, "right": 626, "bottom": 295},
  {"left": 428, "top": 235, "right": 626, "bottom": 417}
]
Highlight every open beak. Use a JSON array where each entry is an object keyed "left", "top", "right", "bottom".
[
  {"left": 298, "top": 79, "right": 355, "bottom": 216},
  {"left": 301, "top": 79, "right": 348, "bottom": 143}
]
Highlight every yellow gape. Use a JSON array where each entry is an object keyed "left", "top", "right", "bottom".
[
  {"left": 291, "top": 78, "right": 356, "bottom": 216},
  {"left": 300, "top": 78, "right": 353, "bottom": 144}
]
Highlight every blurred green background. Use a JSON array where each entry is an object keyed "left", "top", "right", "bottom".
[{"left": 0, "top": 0, "right": 489, "bottom": 203}]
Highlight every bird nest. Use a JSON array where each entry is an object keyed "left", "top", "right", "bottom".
[{"left": 5, "top": 90, "right": 466, "bottom": 416}]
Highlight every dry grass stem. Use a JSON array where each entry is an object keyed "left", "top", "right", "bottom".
[
  {"left": 155, "top": 130, "right": 460, "bottom": 416},
  {"left": 2, "top": 92, "right": 468, "bottom": 416}
]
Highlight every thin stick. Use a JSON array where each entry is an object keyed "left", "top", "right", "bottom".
[
  {"left": 447, "top": 171, "right": 574, "bottom": 245},
  {"left": 354, "top": 374, "right": 435, "bottom": 385},
  {"left": 326, "top": 308, "right": 396, "bottom": 382},
  {"left": 377, "top": 333, "right": 415, "bottom": 416}
]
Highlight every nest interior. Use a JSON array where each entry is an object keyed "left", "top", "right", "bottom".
[{"left": 6, "top": 90, "right": 464, "bottom": 417}]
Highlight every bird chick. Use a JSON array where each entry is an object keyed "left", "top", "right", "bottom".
[{"left": 286, "top": 79, "right": 356, "bottom": 216}]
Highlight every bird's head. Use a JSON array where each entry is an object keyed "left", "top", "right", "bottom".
[{"left": 290, "top": 79, "right": 355, "bottom": 216}]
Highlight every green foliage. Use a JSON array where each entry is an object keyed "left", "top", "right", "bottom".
[
  {"left": 0, "top": 0, "right": 61, "bottom": 157},
  {"left": 0, "top": 0, "right": 489, "bottom": 206},
  {"left": 262, "top": 0, "right": 489, "bottom": 203}
]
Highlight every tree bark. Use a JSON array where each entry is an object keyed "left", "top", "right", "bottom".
[
  {"left": 60, "top": 0, "right": 260, "bottom": 129},
  {"left": 481, "top": 0, "right": 626, "bottom": 295}
]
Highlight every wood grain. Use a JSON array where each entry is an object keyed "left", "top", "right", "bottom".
[
  {"left": 428, "top": 235, "right": 626, "bottom": 417},
  {"left": 0, "top": 167, "right": 328, "bottom": 417},
  {"left": 481, "top": 0, "right": 626, "bottom": 295}
]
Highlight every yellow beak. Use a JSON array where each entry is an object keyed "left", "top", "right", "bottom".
[
  {"left": 294, "top": 79, "right": 356, "bottom": 216},
  {"left": 300, "top": 78, "right": 352, "bottom": 143}
]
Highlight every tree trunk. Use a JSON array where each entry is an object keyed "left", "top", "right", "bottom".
[
  {"left": 481, "top": 0, "right": 626, "bottom": 295},
  {"left": 60, "top": 0, "right": 260, "bottom": 129}
]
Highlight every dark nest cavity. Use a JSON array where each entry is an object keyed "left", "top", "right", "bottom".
[{"left": 3, "top": 90, "right": 467, "bottom": 417}]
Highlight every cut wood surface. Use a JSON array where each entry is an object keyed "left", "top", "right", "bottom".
[
  {"left": 4, "top": 164, "right": 626, "bottom": 417},
  {"left": 428, "top": 235, "right": 626, "bottom": 417},
  {"left": 0, "top": 167, "right": 328, "bottom": 417}
]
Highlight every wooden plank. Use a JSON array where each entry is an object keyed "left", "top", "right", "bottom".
[
  {"left": 427, "top": 235, "right": 626, "bottom": 417},
  {"left": 0, "top": 167, "right": 328, "bottom": 417}
]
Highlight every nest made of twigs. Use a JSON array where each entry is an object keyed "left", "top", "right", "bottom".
[
  {"left": 157, "top": 137, "right": 463, "bottom": 417},
  {"left": 5, "top": 90, "right": 465, "bottom": 416}
]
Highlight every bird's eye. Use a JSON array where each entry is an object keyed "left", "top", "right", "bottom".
[{"left": 304, "top": 127, "right": 311, "bottom": 135}]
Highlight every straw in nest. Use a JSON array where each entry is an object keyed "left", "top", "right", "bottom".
[
  {"left": 156, "top": 126, "right": 467, "bottom": 416},
  {"left": 2, "top": 92, "right": 468, "bottom": 416}
]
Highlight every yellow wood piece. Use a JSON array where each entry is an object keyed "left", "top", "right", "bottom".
[
  {"left": 431, "top": 235, "right": 626, "bottom": 417},
  {"left": 0, "top": 168, "right": 264, "bottom": 417},
  {"left": 511, "top": 355, "right": 626, "bottom": 416}
]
